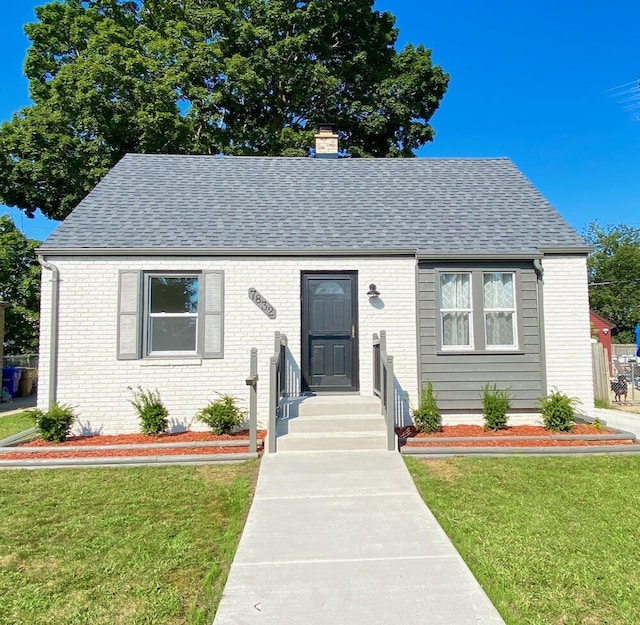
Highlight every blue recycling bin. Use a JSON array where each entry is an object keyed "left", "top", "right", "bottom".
[{"left": 2, "top": 367, "right": 21, "bottom": 398}]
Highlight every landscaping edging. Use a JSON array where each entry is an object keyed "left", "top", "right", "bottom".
[
  {"left": 402, "top": 445, "right": 640, "bottom": 457},
  {"left": 0, "top": 451, "right": 259, "bottom": 469},
  {"left": 0, "top": 428, "right": 263, "bottom": 469}
]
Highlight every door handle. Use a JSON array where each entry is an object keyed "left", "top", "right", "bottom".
[{"left": 352, "top": 325, "right": 355, "bottom": 339}]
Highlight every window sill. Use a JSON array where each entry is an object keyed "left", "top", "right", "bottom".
[
  {"left": 436, "top": 349, "right": 524, "bottom": 356},
  {"left": 140, "top": 358, "right": 204, "bottom": 367}
]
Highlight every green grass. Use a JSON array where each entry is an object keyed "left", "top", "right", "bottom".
[
  {"left": 406, "top": 456, "right": 640, "bottom": 625},
  {"left": 0, "top": 461, "right": 259, "bottom": 625},
  {"left": 0, "top": 410, "right": 35, "bottom": 440}
]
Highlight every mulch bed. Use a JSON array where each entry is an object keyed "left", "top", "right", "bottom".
[
  {"left": 397, "top": 424, "right": 635, "bottom": 448},
  {"left": 1, "top": 430, "right": 266, "bottom": 460}
]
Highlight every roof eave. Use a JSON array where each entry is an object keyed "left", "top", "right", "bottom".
[
  {"left": 36, "top": 246, "right": 418, "bottom": 258},
  {"left": 539, "top": 246, "right": 592, "bottom": 255},
  {"left": 416, "top": 251, "right": 544, "bottom": 261}
]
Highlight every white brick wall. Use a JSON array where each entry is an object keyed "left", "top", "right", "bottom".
[
  {"left": 38, "top": 256, "right": 419, "bottom": 434},
  {"left": 542, "top": 255, "right": 595, "bottom": 416}
]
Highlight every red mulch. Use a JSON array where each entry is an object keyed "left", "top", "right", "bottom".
[
  {"left": 1, "top": 430, "right": 265, "bottom": 460},
  {"left": 398, "top": 424, "right": 634, "bottom": 448},
  {"left": 20, "top": 429, "right": 266, "bottom": 447}
]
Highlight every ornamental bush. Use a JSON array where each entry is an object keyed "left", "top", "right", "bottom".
[
  {"left": 196, "top": 394, "right": 246, "bottom": 435},
  {"left": 412, "top": 381, "right": 442, "bottom": 433},
  {"left": 129, "top": 387, "right": 169, "bottom": 435},
  {"left": 482, "top": 383, "right": 511, "bottom": 431},
  {"left": 538, "top": 389, "right": 579, "bottom": 432},
  {"left": 33, "top": 402, "right": 77, "bottom": 442}
]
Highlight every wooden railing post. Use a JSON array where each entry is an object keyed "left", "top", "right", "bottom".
[
  {"left": 268, "top": 355, "right": 278, "bottom": 453},
  {"left": 247, "top": 348, "right": 258, "bottom": 453},
  {"left": 386, "top": 355, "right": 396, "bottom": 451}
]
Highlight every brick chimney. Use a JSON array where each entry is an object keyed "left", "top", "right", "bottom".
[{"left": 314, "top": 124, "right": 339, "bottom": 159}]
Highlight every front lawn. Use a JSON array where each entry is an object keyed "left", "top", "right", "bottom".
[
  {"left": 406, "top": 456, "right": 640, "bottom": 625},
  {"left": 0, "top": 411, "right": 35, "bottom": 440},
  {"left": 0, "top": 461, "right": 259, "bottom": 625}
]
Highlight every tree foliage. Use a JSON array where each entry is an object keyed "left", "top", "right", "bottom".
[
  {"left": 0, "top": 0, "right": 449, "bottom": 221},
  {"left": 586, "top": 223, "right": 640, "bottom": 344},
  {"left": 0, "top": 216, "right": 41, "bottom": 355}
]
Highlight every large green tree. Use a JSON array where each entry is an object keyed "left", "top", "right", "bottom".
[
  {"left": 586, "top": 223, "right": 640, "bottom": 344},
  {"left": 0, "top": 216, "right": 41, "bottom": 355},
  {"left": 0, "top": 0, "right": 449, "bottom": 221}
]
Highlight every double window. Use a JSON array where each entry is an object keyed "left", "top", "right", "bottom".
[
  {"left": 117, "top": 270, "right": 224, "bottom": 359},
  {"left": 439, "top": 271, "right": 518, "bottom": 351}
]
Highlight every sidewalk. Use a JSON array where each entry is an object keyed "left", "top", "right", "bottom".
[
  {"left": 0, "top": 395, "right": 36, "bottom": 415},
  {"left": 594, "top": 407, "right": 640, "bottom": 439},
  {"left": 213, "top": 450, "right": 505, "bottom": 625}
]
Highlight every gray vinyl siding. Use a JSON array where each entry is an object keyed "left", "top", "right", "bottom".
[{"left": 417, "top": 261, "right": 544, "bottom": 411}]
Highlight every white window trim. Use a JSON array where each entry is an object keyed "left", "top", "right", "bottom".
[
  {"left": 440, "top": 272, "right": 474, "bottom": 351},
  {"left": 483, "top": 272, "right": 518, "bottom": 350}
]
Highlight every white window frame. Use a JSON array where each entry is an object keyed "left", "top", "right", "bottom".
[
  {"left": 439, "top": 272, "right": 474, "bottom": 351},
  {"left": 145, "top": 273, "right": 200, "bottom": 357},
  {"left": 483, "top": 272, "right": 518, "bottom": 350}
]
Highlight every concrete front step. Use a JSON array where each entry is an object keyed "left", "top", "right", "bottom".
[
  {"left": 279, "top": 415, "right": 387, "bottom": 435},
  {"left": 276, "top": 431, "right": 389, "bottom": 452},
  {"left": 297, "top": 395, "right": 381, "bottom": 417},
  {"left": 276, "top": 395, "right": 390, "bottom": 451}
]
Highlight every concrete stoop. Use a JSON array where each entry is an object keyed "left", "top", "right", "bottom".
[{"left": 276, "top": 395, "right": 390, "bottom": 452}]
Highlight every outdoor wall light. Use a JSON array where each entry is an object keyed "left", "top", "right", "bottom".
[{"left": 367, "top": 283, "right": 380, "bottom": 299}]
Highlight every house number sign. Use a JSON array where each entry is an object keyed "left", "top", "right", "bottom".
[{"left": 248, "top": 288, "right": 276, "bottom": 319}]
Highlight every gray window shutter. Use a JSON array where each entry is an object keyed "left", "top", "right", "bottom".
[
  {"left": 117, "top": 270, "right": 142, "bottom": 360},
  {"left": 202, "top": 270, "right": 224, "bottom": 358}
]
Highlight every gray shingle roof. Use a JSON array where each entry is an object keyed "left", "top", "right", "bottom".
[{"left": 40, "top": 154, "right": 587, "bottom": 255}]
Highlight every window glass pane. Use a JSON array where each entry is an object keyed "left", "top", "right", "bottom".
[
  {"left": 442, "top": 312, "right": 470, "bottom": 346},
  {"left": 313, "top": 280, "right": 346, "bottom": 296},
  {"left": 150, "top": 277, "right": 198, "bottom": 313},
  {"left": 440, "top": 273, "right": 470, "bottom": 308},
  {"left": 150, "top": 318, "right": 197, "bottom": 352},
  {"left": 485, "top": 312, "right": 514, "bottom": 346},
  {"left": 483, "top": 273, "right": 514, "bottom": 309}
]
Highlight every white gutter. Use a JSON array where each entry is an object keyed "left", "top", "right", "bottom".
[{"left": 37, "top": 257, "right": 60, "bottom": 406}]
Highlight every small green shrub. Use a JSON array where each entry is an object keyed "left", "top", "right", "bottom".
[
  {"left": 482, "top": 383, "right": 511, "bottom": 431},
  {"left": 412, "top": 381, "right": 442, "bottom": 433},
  {"left": 591, "top": 416, "right": 605, "bottom": 431},
  {"left": 196, "top": 394, "right": 246, "bottom": 435},
  {"left": 538, "top": 389, "right": 579, "bottom": 432},
  {"left": 129, "top": 387, "right": 169, "bottom": 435},
  {"left": 33, "top": 402, "right": 77, "bottom": 443}
]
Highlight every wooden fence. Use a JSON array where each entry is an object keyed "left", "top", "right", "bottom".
[{"left": 592, "top": 342, "right": 611, "bottom": 407}]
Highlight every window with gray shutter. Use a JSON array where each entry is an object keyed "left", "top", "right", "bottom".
[
  {"left": 117, "top": 270, "right": 224, "bottom": 359},
  {"left": 117, "top": 270, "right": 142, "bottom": 359},
  {"left": 202, "top": 270, "right": 224, "bottom": 358}
]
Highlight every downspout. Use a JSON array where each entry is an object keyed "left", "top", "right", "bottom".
[{"left": 38, "top": 257, "right": 60, "bottom": 406}]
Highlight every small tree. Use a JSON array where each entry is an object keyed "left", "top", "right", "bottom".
[
  {"left": 196, "top": 395, "right": 246, "bottom": 435},
  {"left": 129, "top": 387, "right": 169, "bottom": 435},
  {"left": 412, "top": 381, "right": 442, "bottom": 433},
  {"left": 538, "top": 389, "right": 579, "bottom": 432},
  {"left": 482, "top": 383, "right": 511, "bottom": 431},
  {"left": 33, "top": 403, "right": 76, "bottom": 442}
]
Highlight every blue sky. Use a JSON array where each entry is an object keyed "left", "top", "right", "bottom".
[{"left": 1, "top": 0, "right": 639, "bottom": 241}]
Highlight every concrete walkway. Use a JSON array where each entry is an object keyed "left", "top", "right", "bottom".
[
  {"left": 213, "top": 450, "right": 505, "bottom": 625},
  {"left": 594, "top": 407, "right": 640, "bottom": 439}
]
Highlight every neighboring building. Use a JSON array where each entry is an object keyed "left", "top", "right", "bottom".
[
  {"left": 589, "top": 310, "right": 616, "bottom": 375},
  {"left": 36, "top": 130, "right": 594, "bottom": 435}
]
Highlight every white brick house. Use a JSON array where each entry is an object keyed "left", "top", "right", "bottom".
[{"left": 37, "top": 147, "right": 594, "bottom": 435}]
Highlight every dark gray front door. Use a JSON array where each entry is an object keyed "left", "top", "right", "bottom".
[{"left": 301, "top": 272, "right": 358, "bottom": 392}]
